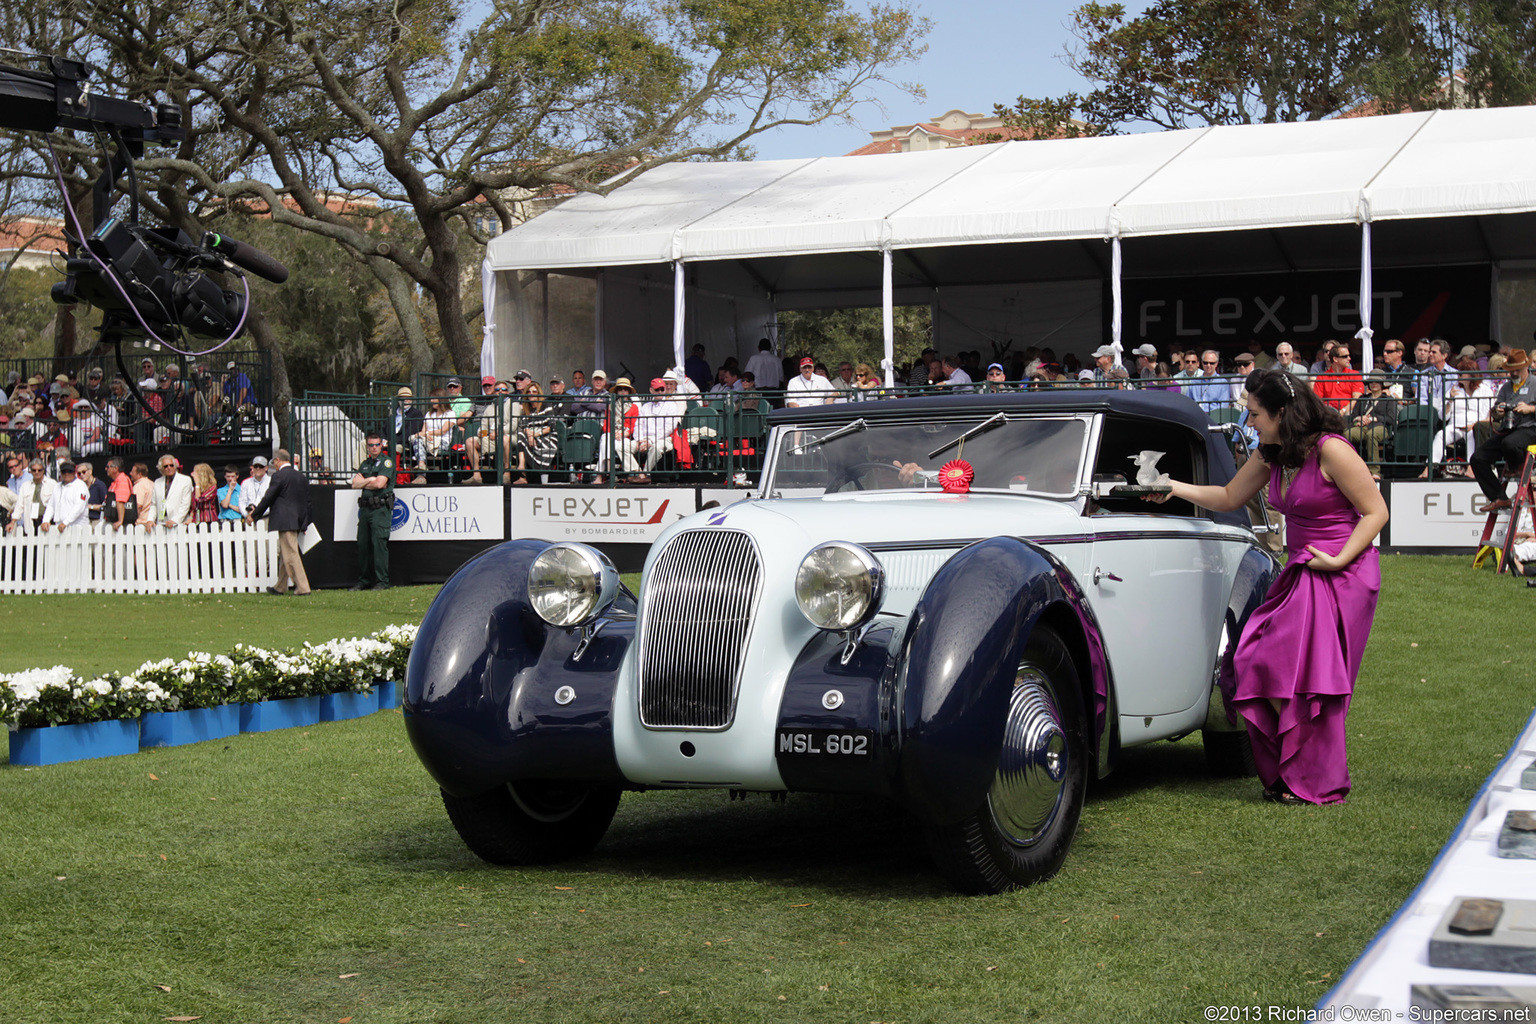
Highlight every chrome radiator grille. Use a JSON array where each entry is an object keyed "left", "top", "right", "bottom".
[{"left": 637, "top": 529, "right": 763, "bottom": 729}]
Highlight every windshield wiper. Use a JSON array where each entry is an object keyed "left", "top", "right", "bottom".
[
  {"left": 787, "top": 417, "right": 867, "bottom": 455},
  {"left": 928, "top": 412, "right": 1007, "bottom": 460}
]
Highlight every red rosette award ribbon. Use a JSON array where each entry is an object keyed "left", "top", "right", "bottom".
[{"left": 938, "top": 459, "right": 974, "bottom": 494}]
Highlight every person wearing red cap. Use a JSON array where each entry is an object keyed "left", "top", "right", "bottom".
[
  {"left": 617, "top": 377, "right": 682, "bottom": 482},
  {"left": 785, "top": 356, "right": 834, "bottom": 408},
  {"left": 465, "top": 376, "right": 504, "bottom": 484}
]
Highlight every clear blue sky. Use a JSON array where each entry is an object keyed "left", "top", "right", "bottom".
[{"left": 740, "top": 0, "right": 1143, "bottom": 160}]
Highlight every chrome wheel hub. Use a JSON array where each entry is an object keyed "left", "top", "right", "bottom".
[{"left": 987, "top": 666, "right": 1068, "bottom": 848}]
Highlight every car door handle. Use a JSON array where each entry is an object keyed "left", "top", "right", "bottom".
[{"left": 1093, "top": 567, "right": 1122, "bottom": 585}]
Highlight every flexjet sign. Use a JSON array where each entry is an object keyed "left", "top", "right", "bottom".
[{"left": 513, "top": 489, "right": 696, "bottom": 543}]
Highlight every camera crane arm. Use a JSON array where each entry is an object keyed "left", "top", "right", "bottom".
[{"left": 1, "top": 51, "right": 288, "bottom": 441}]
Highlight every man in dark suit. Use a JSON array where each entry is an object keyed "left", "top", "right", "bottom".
[{"left": 251, "top": 448, "right": 312, "bottom": 596}]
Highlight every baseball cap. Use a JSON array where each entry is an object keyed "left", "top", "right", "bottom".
[
  {"left": 591, "top": 369, "right": 607, "bottom": 379},
  {"left": 987, "top": 363, "right": 1005, "bottom": 373},
  {"left": 251, "top": 456, "right": 268, "bottom": 467},
  {"left": 798, "top": 356, "right": 814, "bottom": 367},
  {"left": 54, "top": 373, "right": 69, "bottom": 383},
  {"left": 549, "top": 375, "right": 564, "bottom": 385},
  {"left": 226, "top": 361, "right": 237, "bottom": 369},
  {"left": 58, "top": 462, "right": 75, "bottom": 475},
  {"left": 1091, "top": 344, "right": 1116, "bottom": 359},
  {"left": 446, "top": 378, "right": 462, "bottom": 388},
  {"left": 1131, "top": 344, "right": 1158, "bottom": 359},
  {"left": 481, "top": 375, "right": 497, "bottom": 385},
  {"left": 513, "top": 369, "right": 531, "bottom": 380},
  {"left": 1077, "top": 369, "right": 1096, "bottom": 380},
  {"left": 649, "top": 377, "right": 666, "bottom": 389}
]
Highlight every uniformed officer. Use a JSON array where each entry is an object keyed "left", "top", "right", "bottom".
[{"left": 350, "top": 428, "right": 394, "bottom": 590}]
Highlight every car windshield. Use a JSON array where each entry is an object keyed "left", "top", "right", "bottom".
[{"left": 766, "top": 415, "right": 1088, "bottom": 497}]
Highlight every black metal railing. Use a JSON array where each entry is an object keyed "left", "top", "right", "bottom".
[{"left": 281, "top": 369, "right": 1520, "bottom": 485}]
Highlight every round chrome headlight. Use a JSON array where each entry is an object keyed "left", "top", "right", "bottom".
[
  {"left": 528, "top": 543, "right": 619, "bottom": 628},
  {"left": 794, "top": 542, "right": 885, "bottom": 631}
]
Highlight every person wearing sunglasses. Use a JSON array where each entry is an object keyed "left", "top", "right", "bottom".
[
  {"left": 350, "top": 429, "right": 395, "bottom": 590},
  {"left": 1377, "top": 339, "right": 1415, "bottom": 400}
]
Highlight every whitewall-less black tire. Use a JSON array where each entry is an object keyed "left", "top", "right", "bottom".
[
  {"left": 441, "top": 781, "right": 621, "bottom": 865},
  {"left": 925, "top": 624, "right": 1088, "bottom": 895}
]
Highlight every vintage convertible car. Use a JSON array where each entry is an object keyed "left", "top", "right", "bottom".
[{"left": 404, "top": 390, "right": 1280, "bottom": 893}]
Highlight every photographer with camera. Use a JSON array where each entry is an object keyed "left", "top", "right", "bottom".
[{"left": 1470, "top": 347, "right": 1536, "bottom": 513}]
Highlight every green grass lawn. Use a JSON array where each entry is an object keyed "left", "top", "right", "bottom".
[
  {"left": 1, "top": 556, "right": 1530, "bottom": 1023},
  {"left": 0, "top": 589, "right": 441, "bottom": 677}
]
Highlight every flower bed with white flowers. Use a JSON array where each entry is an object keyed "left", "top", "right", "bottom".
[{"left": 0, "top": 624, "right": 416, "bottom": 729}]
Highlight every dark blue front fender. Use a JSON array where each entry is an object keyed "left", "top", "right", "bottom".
[
  {"left": 896, "top": 536, "right": 1095, "bottom": 827},
  {"left": 404, "top": 539, "right": 633, "bottom": 797}
]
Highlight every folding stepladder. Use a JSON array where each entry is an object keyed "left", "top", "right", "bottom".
[{"left": 1473, "top": 445, "right": 1536, "bottom": 573}]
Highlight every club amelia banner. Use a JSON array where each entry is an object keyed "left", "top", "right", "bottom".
[
  {"left": 1386, "top": 481, "right": 1492, "bottom": 548},
  {"left": 510, "top": 489, "right": 696, "bottom": 543},
  {"left": 333, "top": 487, "right": 507, "bottom": 542}
]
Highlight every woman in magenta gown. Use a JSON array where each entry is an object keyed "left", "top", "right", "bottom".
[{"left": 1152, "top": 368, "right": 1388, "bottom": 804}]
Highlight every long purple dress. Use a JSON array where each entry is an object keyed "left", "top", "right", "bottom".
[{"left": 1231, "top": 435, "right": 1380, "bottom": 804}]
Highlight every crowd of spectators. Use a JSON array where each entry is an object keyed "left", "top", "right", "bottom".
[
  {"left": 377, "top": 334, "right": 1528, "bottom": 488},
  {"left": 0, "top": 359, "right": 265, "bottom": 466},
  {"left": 2, "top": 442, "right": 285, "bottom": 535}
]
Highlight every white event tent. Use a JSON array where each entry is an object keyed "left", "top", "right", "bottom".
[{"left": 482, "top": 106, "right": 1536, "bottom": 384}]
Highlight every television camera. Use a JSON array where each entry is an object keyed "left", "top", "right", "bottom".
[{"left": 0, "top": 52, "right": 287, "bottom": 348}]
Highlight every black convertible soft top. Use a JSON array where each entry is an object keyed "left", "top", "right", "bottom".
[{"left": 767, "top": 389, "right": 1248, "bottom": 528}]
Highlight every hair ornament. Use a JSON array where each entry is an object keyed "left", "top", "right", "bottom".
[{"left": 1279, "top": 372, "right": 1296, "bottom": 400}]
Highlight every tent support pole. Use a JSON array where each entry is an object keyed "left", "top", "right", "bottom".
[
  {"left": 540, "top": 271, "right": 550, "bottom": 378},
  {"left": 1491, "top": 261, "right": 1503, "bottom": 347},
  {"left": 1110, "top": 236, "right": 1124, "bottom": 368},
  {"left": 594, "top": 270, "right": 606, "bottom": 375},
  {"left": 882, "top": 248, "right": 895, "bottom": 388},
  {"left": 479, "top": 258, "right": 498, "bottom": 380},
  {"left": 1356, "top": 221, "right": 1375, "bottom": 372},
  {"left": 673, "top": 260, "right": 686, "bottom": 373}
]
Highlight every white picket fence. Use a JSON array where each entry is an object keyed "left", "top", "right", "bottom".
[{"left": 0, "top": 521, "right": 280, "bottom": 595}]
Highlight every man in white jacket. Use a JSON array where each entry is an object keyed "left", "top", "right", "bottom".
[
  {"left": 40, "top": 462, "right": 90, "bottom": 532},
  {"left": 11, "top": 459, "right": 54, "bottom": 534},
  {"left": 151, "top": 454, "right": 194, "bottom": 529}
]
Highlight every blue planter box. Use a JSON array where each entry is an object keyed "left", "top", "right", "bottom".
[
  {"left": 376, "top": 680, "right": 399, "bottom": 710},
  {"left": 320, "top": 690, "right": 379, "bottom": 722},
  {"left": 10, "top": 718, "right": 141, "bottom": 766},
  {"left": 140, "top": 706, "right": 240, "bottom": 749},
  {"left": 239, "top": 696, "right": 321, "bottom": 733}
]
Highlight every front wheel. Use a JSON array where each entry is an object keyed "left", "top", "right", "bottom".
[
  {"left": 441, "top": 781, "right": 621, "bottom": 865},
  {"left": 924, "top": 625, "right": 1087, "bottom": 894}
]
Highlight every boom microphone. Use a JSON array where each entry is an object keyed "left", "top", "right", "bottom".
[{"left": 203, "top": 232, "right": 289, "bottom": 284}]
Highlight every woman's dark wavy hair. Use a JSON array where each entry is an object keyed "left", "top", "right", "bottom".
[{"left": 1245, "top": 368, "right": 1345, "bottom": 469}]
